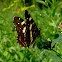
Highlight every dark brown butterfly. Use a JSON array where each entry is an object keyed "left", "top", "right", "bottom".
[{"left": 13, "top": 10, "right": 40, "bottom": 47}]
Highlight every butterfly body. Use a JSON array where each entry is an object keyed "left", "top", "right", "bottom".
[{"left": 13, "top": 10, "right": 40, "bottom": 47}]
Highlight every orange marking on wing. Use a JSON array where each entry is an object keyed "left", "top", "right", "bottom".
[
  {"left": 19, "top": 30, "right": 20, "bottom": 32},
  {"left": 19, "top": 36, "right": 26, "bottom": 47}
]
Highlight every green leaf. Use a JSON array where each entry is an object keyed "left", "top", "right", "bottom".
[
  {"left": 51, "top": 33, "right": 62, "bottom": 47},
  {"left": 52, "top": 2, "right": 62, "bottom": 17},
  {"left": 36, "top": 1, "right": 47, "bottom": 6}
]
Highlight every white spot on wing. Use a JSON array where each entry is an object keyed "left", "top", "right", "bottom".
[
  {"left": 27, "top": 18, "right": 28, "bottom": 19},
  {"left": 19, "top": 18, "right": 20, "bottom": 20},
  {"left": 22, "top": 27, "right": 26, "bottom": 33},
  {"left": 18, "top": 23, "right": 19, "bottom": 24},
  {"left": 21, "top": 21, "right": 25, "bottom": 25},
  {"left": 29, "top": 17, "right": 32, "bottom": 21},
  {"left": 29, "top": 24, "right": 33, "bottom": 43},
  {"left": 30, "top": 30, "right": 33, "bottom": 43},
  {"left": 30, "top": 24, "right": 32, "bottom": 30}
]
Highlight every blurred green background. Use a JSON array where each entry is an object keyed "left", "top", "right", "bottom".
[{"left": 0, "top": 0, "right": 62, "bottom": 62}]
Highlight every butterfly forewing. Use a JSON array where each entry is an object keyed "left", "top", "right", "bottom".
[{"left": 25, "top": 10, "right": 40, "bottom": 44}]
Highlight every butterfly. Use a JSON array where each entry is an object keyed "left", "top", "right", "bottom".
[{"left": 13, "top": 10, "right": 40, "bottom": 47}]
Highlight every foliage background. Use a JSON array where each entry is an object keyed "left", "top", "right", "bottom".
[{"left": 0, "top": 0, "right": 62, "bottom": 62}]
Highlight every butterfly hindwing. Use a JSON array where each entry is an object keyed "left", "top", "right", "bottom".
[
  {"left": 13, "top": 10, "right": 40, "bottom": 47},
  {"left": 13, "top": 17, "right": 27, "bottom": 47}
]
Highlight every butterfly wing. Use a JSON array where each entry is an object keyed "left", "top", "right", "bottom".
[
  {"left": 13, "top": 17, "right": 27, "bottom": 47},
  {"left": 13, "top": 10, "right": 40, "bottom": 47},
  {"left": 25, "top": 10, "right": 40, "bottom": 45}
]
